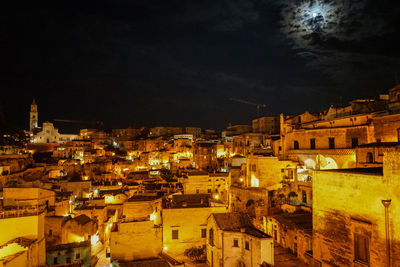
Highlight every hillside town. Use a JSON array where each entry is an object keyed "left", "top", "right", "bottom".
[{"left": 1, "top": 84, "right": 400, "bottom": 267}]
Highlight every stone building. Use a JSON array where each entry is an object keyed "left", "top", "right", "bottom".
[
  {"left": 266, "top": 212, "right": 312, "bottom": 264},
  {"left": 252, "top": 116, "right": 280, "bottom": 135},
  {"left": 162, "top": 194, "right": 227, "bottom": 256},
  {"left": 31, "top": 122, "right": 77, "bottom": 144},
  {"left": 183, "top": 171, "right": 228, "bottom": 201},
  {"left": 0, "top": 206, "right": 46, "bottom": 267},
  {"left": 311, "top": 151, "right": 400, "bottom": 266},
  {"left": 46, "top": 241, "right": 91, "bottom": 267},
  {"left": 29, "top": 99, "right": 38, "bottom": 131},
  {"left": 110, "top": 220, "right": 162, "bottom": 261},
  {"left": 207, "top": 212, "right": 274, "bottom": 267},
  {"left": 193, "top": 141, "right": 217, "bottom": 171},
  {"left": 245, "top": 154, "right": 297, "bottom": 189}
]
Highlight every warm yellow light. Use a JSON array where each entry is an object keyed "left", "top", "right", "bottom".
[
  {"left": 0, "top": 243, "right": 27, "bottom": 258},
  {"left": 70, "top": 234, "right": 85, "bottom": 243},
  {"left": 82, "top": 176, "right": 89, "bottom": 180},
  {"left": 91, "top": 234, "right": 99, "bottom": 245},
  {"left": 150, "top": 213, "right": 156, "bottom": 221},
  {"left": 240, "top": 178, "right": 244, "bottom": 182},
  {"left": 251, "top": 175, "right": 259, "bottom": 187},
  {"left": 105, "top": 196, "right": 114, "bottom": 203},
  {"left": 118, "top": 182, "right": 122, "bottom": 186},
  {"left": 163, "top": 246, "right": 168, "bottom": 251},
  {"left": 214, "top": 194, "right": 219, "bottom": 200}
]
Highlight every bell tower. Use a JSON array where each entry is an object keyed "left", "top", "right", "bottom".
[{"left": 30, "top": 99, "right": 38, "bottom": 131}]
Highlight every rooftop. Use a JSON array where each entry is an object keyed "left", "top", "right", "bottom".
[
  {"left": 319, "top": 167, "right": 383, "bottom": 176},
  {"left": 128, "top": 195, "right": 161, "bottom": 202},
  {"left": 164, "top": 194, "right": 211, "bottom": 209},
  {"left": 212, "top": 212, "right": 270, "bottom": 238},
  {"left": 269, "top": 212, "right": 312, "bottom": 234},
  {"left": 46, "top": 241, "right": 90, "bottom": 252},
  {"left": 117, "top": 257, "right": 170, "bottom": 267}
]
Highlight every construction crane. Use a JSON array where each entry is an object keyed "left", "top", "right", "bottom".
[{"left": 230, "top": 98, "right": 266, "bottom": 117}]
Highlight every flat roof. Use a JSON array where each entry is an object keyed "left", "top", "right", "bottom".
[{"left": 318, "top": 167, "right": 383, "bottom": 176}]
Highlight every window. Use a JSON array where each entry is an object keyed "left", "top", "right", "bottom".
[
  {"left": 49, "top": 229, "right": 52, "bottom": 237},
  {"left": 201, "top": 228, "right": 207, "bottom": 238},
  {"left": 207, "top": 188, "right": 212, "bottom": 193},
  {"left": 76, "top": 253, "right": 80, "bottom": 259},
  {"left": 209, "top": 228, "right": 214, "bottom": 246},
  {"left": 53, "top": 257, "right": 58, "bottom": 265},
  {"left": 354, "top": 234, "right": 369, "bottom": 264},
  {"left": 366, "top": 152, "right": 373, "bottom": 163},
  {"left": 196, "top": 189, "right": 200, "bottom": 194},
  {"left": 351, "top": 138, "right": 358, "bottom": 148},
  {"left": 302, "top": 190, "right": 307, "bottom": 203},
  {"left": 329, "top": 138, "right": 335, "bottom": 149},
  {"left": 172, "top": 230, "right": 179, "bottom": 240},
  {"left": 310, "top": 139, "right": 316, "bottom": 150},
  {"left": 252, "top": 164, "right": 256, "bottom": 171},
  {"left": 245, "top": 241, "right": 250, "bottom": 250},
  {"left": 233, "top": 239, "right": 239, "bottom": 247},
  {"left": 294, "top": 140, "right": 299, "bottom": 150},
  {"left": 66, "top": 257, "right": 71, "bottom": 263}
]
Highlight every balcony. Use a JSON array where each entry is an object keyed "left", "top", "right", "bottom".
[{"left": 0, "top": 205, "right": 46, "bottom": 219}]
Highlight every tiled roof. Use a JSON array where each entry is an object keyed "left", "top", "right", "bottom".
[
  {"left": 73, "top": 214, "right": 92, "bottom": 225},
  {"left": 212, "top": 212, "right": 270, "bottom": 238}
]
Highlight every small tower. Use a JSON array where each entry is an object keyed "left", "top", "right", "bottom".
[{"left": 30, "top": 99, "right": 38, "bottom": 131}]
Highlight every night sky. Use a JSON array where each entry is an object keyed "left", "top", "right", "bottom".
[{"left": 1, "top": 1, "right": 400, "bottom": 131}]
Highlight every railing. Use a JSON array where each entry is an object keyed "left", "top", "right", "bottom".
[{"left": 0, "top": 205, "right": 46, "bottom": 219}]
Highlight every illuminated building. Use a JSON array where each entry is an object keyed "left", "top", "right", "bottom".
[
  {"left": 252, "top": 116, "right": 280, "bottom": 135},
  {"left": 183, "top": 171, "right": 229, "bottom": 201},
  {"left": 110, "top": 220, "right": 162, "bottom": 261},
  {"left": 3, "top": 187, "right": 55, "bottom": 209},
  {"left": 61, "top": 214, "right": 98, "bottom": 244},
  {"left": 311, "top": 151, "right": 400, "bottom": 266},
  {"left": 29, "top": 99, "right": 38, "bottom": 131},
  {"left": 0, "top": 206, "right": 46, "bottom": 266},
  {"left": 162, "top": 194, "right": 227, "bottom": 256},
  {"left": 245, "top": 154, "right": 297, "bottom": 189},
  {"left": 31, "top": 122, "right": 78, "bottom": 144},
  {"left": 265, "top": 212, "right": 312, "bottom": 264},
  {"left": 207, "top": 212, "right": 274, "bottom": 267},
  {"left": 122, "top": 195, "right": 162, "bottom": 224},
  {"left": 193, "top": 141, "right": 218, "bottom": 171},
  {"left": 46, "top": 241, "right": 91, "bottom": 267}
]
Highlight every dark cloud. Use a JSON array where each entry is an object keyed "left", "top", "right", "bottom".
[{"left": 1, "top": 1, "right": 400, "bottom": 131}]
